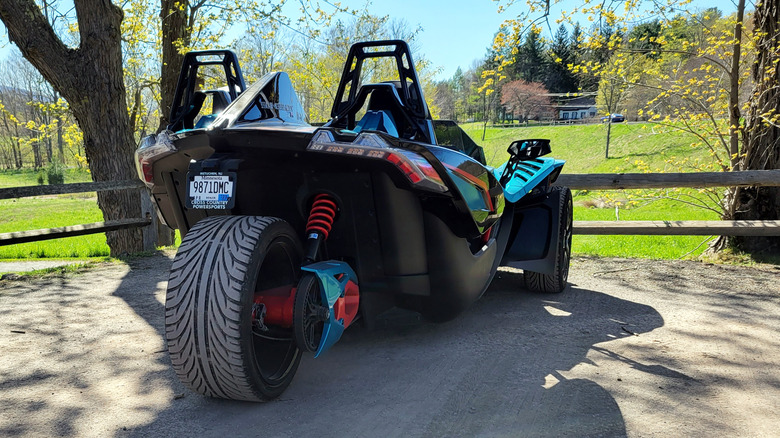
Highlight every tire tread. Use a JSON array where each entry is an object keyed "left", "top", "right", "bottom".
[{"left": 165, "top": 216, "right": 290, "bottom": 401}]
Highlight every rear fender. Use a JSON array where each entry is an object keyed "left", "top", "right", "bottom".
[{"left": 501, "top": 188, "right": 563, "bottom": 275}]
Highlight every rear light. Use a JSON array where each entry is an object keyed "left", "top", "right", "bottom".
[
  {"left": 307, "top": 131, "right": 447, "bottom": 193},
  {"left": 135, "top": 131, "right": 177, "bottom": 188}
]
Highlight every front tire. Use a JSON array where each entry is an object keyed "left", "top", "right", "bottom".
[
  {"left": 165, "top": 216, "right": 303, "bottom": 401},
  {"left": 525, "top": 186, "right": 573, "bottom": 293}
]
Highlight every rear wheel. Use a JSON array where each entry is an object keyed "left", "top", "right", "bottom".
[
  {"left": 165, "top": 216, "right": 303, "bottom": 401},
  {"left": 293, "top": 273, "right": 327, "bottom": 353},
  {"left": 525, "top": 186, "right": 573, "bottom": 293}
]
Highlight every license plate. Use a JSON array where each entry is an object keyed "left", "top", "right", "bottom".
[{"left": 186, "top": 172, "right": 236, "bottom": 210}]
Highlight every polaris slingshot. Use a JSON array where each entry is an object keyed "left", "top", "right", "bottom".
[{"left": 135, "top": 40, "right": 572, "bottom": 402}]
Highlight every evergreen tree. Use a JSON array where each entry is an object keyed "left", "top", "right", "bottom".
[
  {"left": 512, "top": 29, "right": 547, "bottom": 83},
  {"left": 628, "top": 20, "right": 662, "bottom": 59},
  {"left": 546, "top": 24, "right": 577, "bottom": 92}
]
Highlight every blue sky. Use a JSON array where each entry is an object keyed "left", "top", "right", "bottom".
[{"left": 341, "top": 0, "right": 742, "bottom": 80}]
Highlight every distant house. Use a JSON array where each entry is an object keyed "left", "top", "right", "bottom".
[{"left": 546, "top": 93, "right": 598, "bottom": 121}]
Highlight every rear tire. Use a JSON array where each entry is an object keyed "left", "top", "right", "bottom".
[
  {"left": 165, "top": 216, "right": 303, "bottom": 401},
  {"left": 525, "top": 186, "right": 573, "bottom": 293}
]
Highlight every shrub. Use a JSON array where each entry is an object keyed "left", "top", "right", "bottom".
[{"left": 46, "top": 161, "right": 65, "bottom": 185}]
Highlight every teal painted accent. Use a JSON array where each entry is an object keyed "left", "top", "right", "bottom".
[
  {"left": 494, "top": 157, "right": 566, "bottom": 203},
  {"left": 194, "top": 114, "right": 217, "bottom": 129},
  {"left": 354, "top": 111, "right": 399, "bottom": 137},
  {"left": 300, "top": 261, "right": 358, "bottom": 358}
]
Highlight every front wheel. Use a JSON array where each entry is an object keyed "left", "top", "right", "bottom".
[
  {"left": 165, "top": 216, "right": 303, "bottom": 401},
  {"left": 525, "top": 186, "right": 573, "bottom": 293}
]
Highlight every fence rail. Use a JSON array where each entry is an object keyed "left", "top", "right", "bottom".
[
  {"left": 0, "top": 179, "right": 143, "bottom": 200},
  {"left": 0, "top": 218, "right": 152, "bottom": 245},
  {"left": 574, "top": 220, "right": 780, "bottom": 236},
  {"left": 0, "top": 179, "right": 156, "bottom": 248},
  {"left": 1, "top": 171, "right": 779, "bottom": 246},
  {"left": 555, "top": 170, "right": 780, "bottom": 190}
]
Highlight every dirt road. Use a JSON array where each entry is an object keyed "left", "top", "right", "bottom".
[{"left": 1, "top": 253, "right": 778, "bottom": 437}]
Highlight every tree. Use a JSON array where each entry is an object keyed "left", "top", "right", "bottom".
[
  {"left": 546, "top": 24, "right": 577, "bottom": 92},
  {"left": 512, "top": 28, "right": 547, "bottom": 83},
  {"left": 494, "top": 0, "right": 780, "bottom": 256},
  {"left": 0, "top": 0, "right": 143, "bottom": 255},
  {"left": 732, "top": 0, "right": 780, "bottom": 254},
  {"left": 500, "top": 80, "right": 552, "bottom": 122},
  {"left": 433, "top": 81, "right": 456, "bottom": 120}
]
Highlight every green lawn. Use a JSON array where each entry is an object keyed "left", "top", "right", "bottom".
[
  {"left": 0, "top": 195, "right": 110, "bottom": 259},
  {"left": 463, "top": 122, "right": 722, "bottom": 259},
  {"left": 0, "top": 168, "right": 93, "bottom": 188}
]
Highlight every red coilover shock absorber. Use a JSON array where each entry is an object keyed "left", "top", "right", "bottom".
[{"left": 305, "top": 193, "right": 337, "bottom": 263}]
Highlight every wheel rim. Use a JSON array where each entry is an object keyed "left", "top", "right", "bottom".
[
  {"left": 251, "top": 236, "right": 301, "bottom": 386},
  {"left": 294, "top": 274, "right": 326, "bottom": 353}
]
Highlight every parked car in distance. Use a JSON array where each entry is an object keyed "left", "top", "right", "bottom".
[{"left": 601, "top": 113, "right": 625, "bottom": 122}]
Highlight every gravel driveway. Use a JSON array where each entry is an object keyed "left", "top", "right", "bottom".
[{"left": 1, "top": 253, "right": 778, "bottom": 437}]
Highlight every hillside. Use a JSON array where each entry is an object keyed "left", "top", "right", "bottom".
[
  {"left": 461, "top": 121, "right": 710, "bottom": 173},
  {"left": 462, "top": 121, "right": 722, "bottom": 259}
]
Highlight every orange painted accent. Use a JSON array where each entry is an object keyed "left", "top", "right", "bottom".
[{"left": 334, "top": 280, "right": 360, "bottom": 328}]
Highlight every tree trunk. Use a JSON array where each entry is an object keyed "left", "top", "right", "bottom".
[
  {"left": 729, "top": 0, "right": 780, "bottom": 255},
  {"left": 56, "top": 117, "right": 64, "bottom": 162},
  {"left": 14, "top": 138, "right": 22, "bottom": 168},
  {"left": 32, "top": 141, "right": 42, "bottom": 169},
  {"left": 728, "top": 0, "right": 746, "bottom": 171},
  {"left": 0, "top": 0, "right": 144, "bottom": 256},
  {"left": 158, "top": 0, "right": 190, "bottom": 132},
  {"left": 605, "top": 120, "right": 612, "bottom": 158}
]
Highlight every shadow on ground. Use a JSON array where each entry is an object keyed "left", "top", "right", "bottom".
[{"left": 119, "top": 260, "right": 663, "bottom": 438}]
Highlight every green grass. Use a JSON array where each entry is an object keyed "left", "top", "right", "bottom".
[
  {"left": 462, "top": 122, "right": 708, "bottom": 172},
  {"left": 0, "top": 168, "right": 93, "bottom": 188},
  {"left": 0, "top": 195, "right": 110, "bottom": 259},
  {"left": 463, "top": 121, "right": 723, "bottom": 259}
]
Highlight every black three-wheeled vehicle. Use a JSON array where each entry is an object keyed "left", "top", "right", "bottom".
[{"left": 135, "top": 40, "right": 572, "bottom": 401}]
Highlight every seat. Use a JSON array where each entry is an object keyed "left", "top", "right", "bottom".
[{"left": 354, "top": 110, "right": 399, "bottom": 137}]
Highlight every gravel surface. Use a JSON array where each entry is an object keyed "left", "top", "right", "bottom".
[{"left": 0, "top": 253, "right": 778, "bottom": 437}]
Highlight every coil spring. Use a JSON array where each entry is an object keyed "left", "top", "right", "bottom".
[{"left": 306, "top": 194, "right": 337, "bottom": 240}]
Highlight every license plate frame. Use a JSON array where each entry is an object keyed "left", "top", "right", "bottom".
[{"left": 186, "top": 171, "right": 236, "bottom": 210}]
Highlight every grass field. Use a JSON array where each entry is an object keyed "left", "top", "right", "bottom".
[
  {"left": 462, "top": 122, "right": 722, "bottom": 259},
  {"left": 0, "top": 168, "right": 93, "bottom": 188},
  {"left": 1, "top": 122, "right": 725, "bottom": 260},
  {"left": 0, "top": 194, "right": 110, "bottom": 259},
  {"left": 0, "top": 168, "right": 110, "bottom": 259}
]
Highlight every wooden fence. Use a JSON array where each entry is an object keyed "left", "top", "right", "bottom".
[
  {"left": 553, "top": 170, "right": 780, "bottom": 236},
  {"left": 0, "top": 170, "right": 779, "bottom": 247},
  {"left": 0, "top": 179, "right": 155, "bottom": 248}
]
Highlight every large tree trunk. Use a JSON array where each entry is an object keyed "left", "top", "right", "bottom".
[
  {"left": 0, "top": 0, "right": 144, "bottom": 255},
  {"left": 729, "top": 0, "right": 780, "bottom": 255}
]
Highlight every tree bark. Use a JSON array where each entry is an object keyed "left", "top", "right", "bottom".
[
  {"left": 730, "top": 0, "right": 780, "bottom": 255},
  {"left": 158, "top": 0, "right": 191, "bottom": 132},
  {"left": 728, "top": 0, "right": 746, "bottom": 170},
  {"left": 0, "top": 0, "right": 144, "bottom": 255}
]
